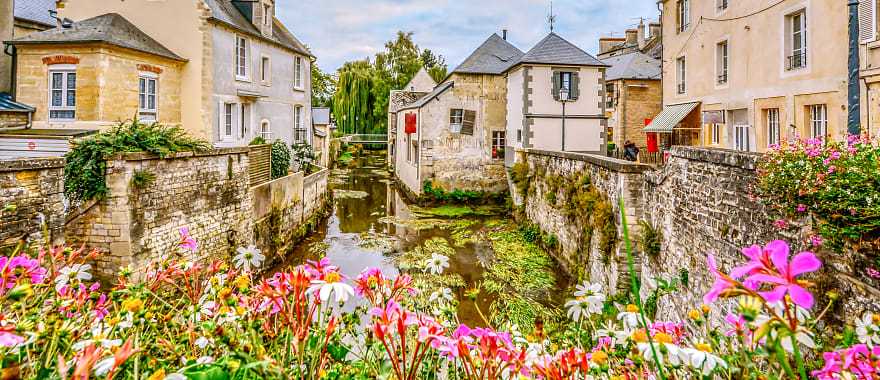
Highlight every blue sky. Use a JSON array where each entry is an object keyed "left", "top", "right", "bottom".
[{"left": 277, "top": 0, "right": 660, "bottom": 73}]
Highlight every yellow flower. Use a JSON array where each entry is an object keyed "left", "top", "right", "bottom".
[
  {"left": 233, "top": 275, "right": 249, "bottom": 289},
  {"left": 219, "top": 287, "right": 233, "bottom": 299},
  {"left": 590, "top": 350, "right": 608, "bottom": 365},
  {"left": 695, "top": 342, "right": 713, "bottom": 353},
  {"left": 653, "top": 332, "right": 673, "bottom": 344},
  {"left": 631, "top": 329, "right": 648, "bottom": 343},
  {"left": 626, "top": 304, "right": 639, "bottom": 313},
  {"left": 701, "top": 304, "right": 711, "bottom": 314},
  {"left": 688, "top": 309, "right": 701, "bottom": 320},
  {"left": 324, "top": 272, "right": 342, "bottom": 284},
  {"left": 873, "top": 314, "right": 880, "bottom": 324},
  {"left": 236, "top": 306, "right": 246, "bottom": 315},
  {"left": 122, "top": 298, "right": 144, "bottom": 313},
  {"left": 147, "top": 369, "right": 165, "bottom": 380}
]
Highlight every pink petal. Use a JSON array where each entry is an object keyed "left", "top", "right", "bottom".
[
  {"left": 789, "top": 251, "right": 821, "bottom": 277},
  {"left": 765, "top": 240, "right": 790, "bottom": 258},
  {"left": 741, "top": 245, "right": 762, "bottom": 261},
  {"left": 730, "top": 262, "right": 761, "bottom": 279},
  {"left": 768, "top": 242, "right": 791, "bottom": 277},
  {"left": 707, "top": 254, "right": 719, "bottom": 273},
  {"left": 759, "top": 285, "right": 788, "bottom": 304},
  {"left": 788, "top": 285, "right": 815, "bottom": 309},
  {"left": 747, "top": 273, "right": 787, "bottom": 285}
]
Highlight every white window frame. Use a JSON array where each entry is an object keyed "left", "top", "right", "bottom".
[
  {"left": 138, "top": 73, "right": 158, "bottom": 122},
  {"left": 491, "top": 131, "right": 506, "bottom": 158},
  {"left": 860, "top": 0, "right": 877, "bottom": 43},
  {"left": 260, "top": 55, "right": 271, "bottom": 85},
  {"left": 48, "top": 64, "right": 77, "bottom": 121},
  {"left": 263, "top": 3, "right": 272, "bottom": 26},
  {"left": 716, "top": 40, "right": 729, "bottom": 86},
  {"left": 240, "top": 103, "right": 250, "bottom": 139},
  {"left": 767, "top": 108, "right": 780, "bottom": 147},
  {"left": 450, "top": 108, "right": 464, "bottom": 130},
  {"left": 294, "top": 105, "right": 307, "bottom": 143},
  {"left": 260, "top": 119, "right": 272, "bottom": 140},
  {"left": 223, "top": 103, "right": 235, "bottom": 141},
  {"left": 716, "top": 0, "right": 728, "bottom": 14},
  {"left": 676, "top": 56, "right": 686, "bottom": 94},
  {"left": 711, "top": 124, "right": 722, "bottom": 145},
  {"left": 294, "top": 56, "right": 304, "bottom": 90},
  {"left": 734, "top": 125, "right": 751, "bottom": 152},
  {"left": 677, "top": 0, "right": 690, "bottom": 33},
  {"left": 810, "top": 104, "right": 828, "bottom": 141},
  {"left": 785, "top": 9, "right": 808, "bottom": 72},
  {"left": 235, "top": 35, "right": 250, "bottom": 81}
]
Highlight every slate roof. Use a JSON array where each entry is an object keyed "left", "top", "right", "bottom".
[
  {"left": 389, "top": 90, "right": 429, "bottom": 113},
  {"left": 399, "top": 82, "right": 454, "bottom": 111},
  {"left": 312, "top": 107, "right": 331, "bottom": 125},
  {"left": 453, "top": 34, "right": 524, "bottom": 75},
  {"left": 13, "top": 0, "right": 56, "bottom": 27},
  {"left": 9, "top": 13, "right": 186, "bottom": 61},
  {"left": 603, "top": 52, "right": 661, "bottom": 81},
  {"left": 0, "top": 93, "right": 35, "bottom": 112},
  {"left": 513, "top": 33, "right": 607, "bottom": 69},
  {"left": 204, "top": 0, "right": 312, "bottom": 57}
]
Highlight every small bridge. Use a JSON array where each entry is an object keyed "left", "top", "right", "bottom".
[{"left": 339, "top": 134, "right": 388, "bottom": 144}]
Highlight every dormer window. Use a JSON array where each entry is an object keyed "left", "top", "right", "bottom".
[{"left": 263, "top": 4, "right": 271, "bottom": 26}]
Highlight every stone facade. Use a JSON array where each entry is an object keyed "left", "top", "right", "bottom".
[
  {"left": 0, "top": 157, "right": 65, "bottom": 250},
  {"left": 15, "top": 44, "right": 185, "bottom": 129},
  {"left": 607, "top": 78, "right": 662, "bottom": 149},
  {"left": 0, "top": 112, "right": 29, "bottom": 129},
  {"left": 517, "top": 146, "right": 880, "bottom": 324}
]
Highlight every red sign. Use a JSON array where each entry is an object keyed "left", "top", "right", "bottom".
[
  {"left": 404, "top": 113, "right": 417, "bottom": 134},
  {"left": 27, "top": 142, "right": 36, "bottom": 151},
  {"left": 646, "top": 133, "right": 658, "bottom": 153}
]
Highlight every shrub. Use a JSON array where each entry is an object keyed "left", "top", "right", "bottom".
[
  {"left": 248, "top": 136, "right": 267, "bottom": 145},
  {"left": 756, "top": 136, "right": 880, "bottom": 251},
  {"left": 130, "top": 169, "right": 156, "bottom": 190},
  {"left": 639, "top": 220, "right": 662, "bottom": 258},
  {"left": 270, "top": 139, "right": 291, "bottom": 180},
  {"left": 509, "top": 161, "right": 531, "bottom": 196},
  {"left": 291, "top": 143, "right": 317, "bottom": 174},
  {"left": 64, "top": 119, "right": 209, "bottom": 202}
]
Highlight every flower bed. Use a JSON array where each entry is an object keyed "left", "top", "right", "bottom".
[{"left": 1, "top": 228, "right": 879, "bottom": 379}]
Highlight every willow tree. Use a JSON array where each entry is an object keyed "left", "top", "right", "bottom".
[{"left": 332, "top": 61, "right": 376, "bottom": 134}]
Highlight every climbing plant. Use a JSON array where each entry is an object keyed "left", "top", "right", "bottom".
[
  {"left": 270, "top": 140, "right": 291, "bottom": 180},
  {"left": 64, "top": 119, "right": 209, "bottom": 203}
]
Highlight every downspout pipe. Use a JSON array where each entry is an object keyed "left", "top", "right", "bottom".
[
  {"left": 848, "top": 0, "right": 861, "bottom": 135},
  {"left": 3, "top": 42, "right": 16, "bottom": 99}
]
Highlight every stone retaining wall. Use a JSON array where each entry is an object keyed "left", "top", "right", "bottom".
[
  {"left": 517, "top": 146, "right": 880, "bottom": 323},
  {"left": 0, "top": 158, "right": 65, "bottom": 250}
]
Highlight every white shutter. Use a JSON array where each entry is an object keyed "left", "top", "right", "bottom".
[{"left": 860, "top": 0, "right": 877, "bottom": 42}]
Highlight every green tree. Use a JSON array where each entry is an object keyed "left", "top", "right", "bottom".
[
  {"left": 332, "top": 60, "right": 377, "bottom": 134},
  {"left": 311, "top": 58, "right": 336, "bottom": 107}
]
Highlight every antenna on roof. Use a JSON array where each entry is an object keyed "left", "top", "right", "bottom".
[{"left": 548, "top": 0, "right": 556, "bottom": 33}]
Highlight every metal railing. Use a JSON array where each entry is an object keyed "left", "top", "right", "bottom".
[
  {"left": 677, "top": 83, "right": 686, "bottom": 94},
  {"left": 717, "top": 72, "right": 728, "bottom": 85},
  {"left": 787, "top": 51, "right": 807, "bottom": 71},
  {"left": 607, "top": 147, "right": 667, "bottom": 166},
  {"left": 341, "top": 134, "right": 389, "bottom": 144}
]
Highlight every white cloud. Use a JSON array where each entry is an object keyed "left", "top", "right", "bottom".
[{"left": 276, "top": 0, "right": 659, "bottom": 72}]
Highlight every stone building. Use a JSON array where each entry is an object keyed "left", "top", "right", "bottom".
[
  {"left": 602, "top": 52, "right": 662, "bottom": 150},
  {"left": 5, "top": 0, "right": 314, "bottom": 152},
  {"left": 0, "top": 0, "right": 56, "bottom": 95},
  {"left": 597, "top": 20, "right": 662, "bottom": 61},
  {"left": 311, "top": 107, "right": 332, "bottom": 168},
  {"left": 393, "top": 34, "right": 520, "bottom": 195},
  {"left": 505, "top": 33, "right": 609, "bottom": 162},
  {"left": 651, "top": 0, "right": 851, "bottom": 153},
  {"left": 388, "top": 68, "right": 435, "bottom": 170}
]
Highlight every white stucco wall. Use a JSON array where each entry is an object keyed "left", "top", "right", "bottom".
[
  {"left": 394, "top": 110, "right": 421, "bottom": 194},
  {"left": 506, "top": 68, "right": 525, "bottom": 153},
  {"left": 531, "top": 118, "right": 603, "bottom": 152},
  {"left": 211, "top": 25, "right": 311, "bottom": 147},
  {"left": 529, "top": 66, "right": 602, "bottom": 116}
]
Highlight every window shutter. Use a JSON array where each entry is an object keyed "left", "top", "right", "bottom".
[
  {"left": 461, "top": 110, "right": 476, "bottom": 135},
  {"left": 861, "top": 0, "right": 877, "bottom": 42},
  {"left": 217, "top": 101, "right": 223, "bottom": 142},
  {"left": 570, "top": 72, "right": 580, "bottom": 100},
  {"left": 552, "top": 72, "right": 561, "bottom": 101}
]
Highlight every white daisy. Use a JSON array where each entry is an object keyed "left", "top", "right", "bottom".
[
  {"left": 309, "top": 272, "right": 355, "bottom": 303},
  {"left": 856, "top": 313, "right": 880, "bottom": 347},
  {"left": 55, "top": 264, "right": 92, "bottom": 292},
  {"left": 429, "top": 288, "right": 454, "bottom": 304},
  {"left": 682, "top": 347, "right": 728, "bottom": 375},
  {"left": 233, "top": 246, "right": 265, "bottom": 272},
  {"left": 425, "top": 253, "right": 450, "bottom": 275},
  {"left": 638, "top": 342, "right": 685, "bottom": 366},
  {"left": 617, "top": 309, "right": 642, "bottom": 330},
  {"left": 93, "top": 356, "right": 115, "bottom": 377},
  {"left": 195, "top": 336, "right": 211, "bottom": 350},
  {"left": 565, "top": 299, "right": 589, "bottom": 322}
]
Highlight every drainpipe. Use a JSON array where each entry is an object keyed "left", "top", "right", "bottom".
[{"left": 848, "top": 0, "right": 861, "bottom": 135}]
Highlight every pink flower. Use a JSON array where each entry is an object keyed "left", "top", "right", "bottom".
[
  {"left": 93, "top": 294, "right": 109, "bottom": 321},
  {"left": 796, "top": 204, "right": 807, "bottom": 213},
  {"left": 827, "top": 165, "right": 836, "bottom": 174},
  {"left": 731, "top": 240, "right": 788, "bottom": 279},
  {"left": 0, "top": 328, "right": 23, "bottom": 347},
  {"left": 724, "top": 313, "right": 749, "bottom": 337},
  {"left": 810, "top": 235, "right": 823, "bottom": 247},
  {"left": 745, "top": 242, "right": 821, "bottom": 309},
  {"left": 703, "top": 254, "right": 738, "bottom": 304},
  {"left": 178, "top": 227, "right": 198, "bottom": 252},
  {"left": 868, "top": 268, "right": 880, "bottom": 279},
  {"left": 773, "top": 219, "right": 788, "bottom": 229},
  {"left": 10, "top": 256, "right": 46, "bottom": 284}
]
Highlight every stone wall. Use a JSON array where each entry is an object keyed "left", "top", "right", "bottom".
[
  {"left": 517, "top": 146, "right": 880, "bottom": 324},
  {"left": 0, "top": 158, "right": 65, "bottom": 250},
  {"left": 0, "top": 112, "right": 29, "bottom": 129}
]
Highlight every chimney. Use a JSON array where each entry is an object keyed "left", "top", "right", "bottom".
[
  {"left": 599, "top": 37, "right": 625, "bottom": 54},
  {"left": 649, "top": 23, "right": 662, "bottom": 39},
  {"left": 637, "top": 20, "right": 647, "bottom": 49},
  {"left": 625, "top": 29, "right": 638, "bottom": 46},
  {"left": 1, "top": 0, "right": 13, "bottom": 94},
  {"left": 502, "top": 29, "right": 508, "bottom": 41}
]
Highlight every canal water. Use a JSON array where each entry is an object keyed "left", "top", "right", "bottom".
[{"left": 276, "top": 150, "right": 569, "bottom": 327}]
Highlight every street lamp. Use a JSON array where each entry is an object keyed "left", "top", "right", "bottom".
[{"left": 559, "top": 87, "right": 570, "bottom": 151}]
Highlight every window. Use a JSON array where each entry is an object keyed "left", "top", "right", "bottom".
[
  {"left": 517, "top": 129, "right": 523, "bottom": 143},
  {"left": 260, "top": 120, "right": 272, "bottom": 140},
  {"left": 677, "top": 0, "right": 690, "bottom": 33},
  {"left": 553, "top": 71, "right": 579, "bottom": 101},
  {"left": 767, "top": 108, "right": 780, "bottom": 147},
  {"left": 224, "top": 103, "right": 234, "bottom": 139},
  {"left": 711, "top": 124, "right": 722, "bottom": 145},
  {"left": 411, "top": 138, "right": 418, "bottom": 165},
  {"left": 240, "top": 103, "right": 250, "bottom": 138},
  {"left": 605, "top": 83, "right": 616, "bottom": 109},
  {"left": 786, "top": 11, "right": 807, "bottom": 71},
  {"left": 294, "top": 56, "right": 303, "bottom": 89},
  {"left": 235, "top": 35, "right": 249, "bottom": 79},
  {"left": 716, "top": 41, "right": 728, "bottom": 85},
  {"left": 492, "top": 131, "right": 506, "bottom": 159},
  {"left": 810, "top": 104, "right": 827, "bottom": 140},
  {"left": 294, "top": 106, "right": 306, "bottom": 143},
  {"left": 449, "top": 109, "right": 464, "bottom": 133},
  {"left": 734, "top": 125, "right": 751, "bottom": 151},
  {"left": 676, "top": 57, "right": 686, "bottom": 94},
  {"left": 860, "top": 0, "right": 877, "bottom": 42},
  {"left": 138, "top": 75, "right": 158, "bottom": 122},
  {"left": 716, "top": 0, "right": 728, "bottom": 12},
  {"left": 263, "top": 4, "right": 271, "bottom": 26},
  {"left": 406, "top": 133, "right": 412, "bottom": 162},
  {"left": 261, "top": 56, "right": 270, "bottom": 83},
  {"left": 560, "top": 72, "right": 573, "bottom": 99},
  {"left": 48, "top": 68, "right": 76, "bottom": 121}
]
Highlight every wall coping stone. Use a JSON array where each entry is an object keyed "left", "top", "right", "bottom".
[
  {"left": 0, "top": 157, "right": 66, "bottom": 172},
  {"left": 111, "top": 147, "right": 251, "bottom": 161},
  {"left": 520, "top": 148, "right": 653, "bottom": 174},
  {"left": 669, "top": 146, "right": 760, "bottom": 170},
  {"left": 304, "top": 166, "right": 330, "bottom": 186}
]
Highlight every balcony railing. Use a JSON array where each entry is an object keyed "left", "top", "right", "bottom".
[
  {"left": 677, "top": 83, "right": 686, "bottom": 94},
  {"left": 787, "top": 51, "right": 807, "bottom": 71},
  {"left": 717, "top": 72, "right": 728, "bottom": 85}
]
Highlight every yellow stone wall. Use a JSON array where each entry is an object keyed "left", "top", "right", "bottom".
[{"left": 15, "top": 44, "right": 184, "bottom": 130}]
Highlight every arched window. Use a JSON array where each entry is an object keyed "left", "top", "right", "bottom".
[{"left": 260, "top": 120, "right": 271, "bottom": 140}]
